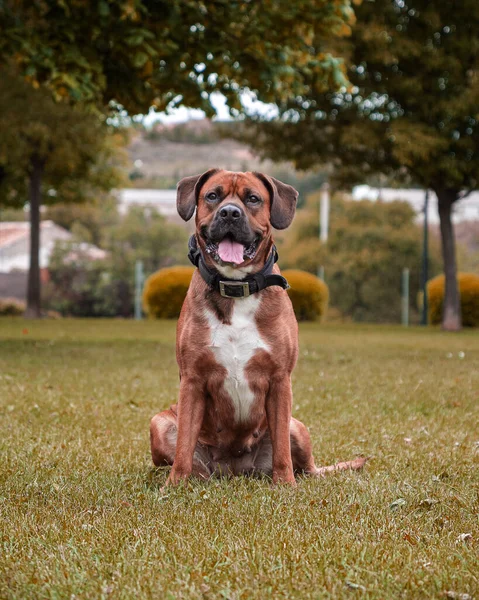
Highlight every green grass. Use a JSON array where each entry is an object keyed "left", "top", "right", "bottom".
[{"left": 1, "top": 318, "right": 478, "bottom": 599}]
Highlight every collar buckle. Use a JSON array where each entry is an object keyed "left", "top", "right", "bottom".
[{"left": 219, "top": 281, "right": 250, "bottom": 299}]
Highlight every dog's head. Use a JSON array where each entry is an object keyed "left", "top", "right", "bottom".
[{"left": 177, "top": 169, "right": 298, "bottom": 273}]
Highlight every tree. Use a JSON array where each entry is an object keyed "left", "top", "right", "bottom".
[
  {"left": 238, "top": 0, "right": 479, "bottom": 330},
  {"left": 104, "top": 206, "right": 189, "bottom": 279},
  {"left": 0, "top": 0, "right": 371, "bottom": 319},
  {"left": 277, "top": 193, "right": 442, "bottom": 323},
  {"left": 0, "top": 70, "right": 125, "bottom": 317},
  {"left": 0, "top": 0, "right": 357, "bottom": 114},
  {"left": 45, "top": 207, "right": 189, "bottom": 317},
  {"left": 44, "top": 195, "right": 120, "bottom": 248}
]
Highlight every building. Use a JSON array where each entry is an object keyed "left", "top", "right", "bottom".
[
  {"left": 0, "top": 221, "right": 107, "bottom": 273},
  {"left": 352, "top": 186, "right": 479, "bottom": 224},
  {"left": 118, "top": 189, "right": 177, "bottom": 217},
  {"left": 117, "top": 188, "right": 195, "bottom": 230},
  {"left": 0, "top": 221, "right": 73, "bottom": 273}
]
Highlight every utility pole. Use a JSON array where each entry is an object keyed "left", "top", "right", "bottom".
[
  {"left": 134, "top": 260, "right": 144, "bottom": 320},
  {"left": 402, "top": 268, "right": 410, "bottom": 327},
  {"left": 421, "top": 190, "right": 429, "bottom": 325},
  {"left": 318, "top": 182, "right": 329, "bottom": 280},
  {"left": 320, "top": 182, "right": 330, "bottom": 243}
]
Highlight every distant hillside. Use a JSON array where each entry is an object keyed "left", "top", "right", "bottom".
[
  {"left": 127, "top": 120, "right": 274, "bottom": 188},
  {"left": 126, "top": 120, "right": 327, "bottom": 206}
]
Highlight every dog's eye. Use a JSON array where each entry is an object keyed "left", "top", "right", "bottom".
[
  {"left": 248, "top": 195, "right": 261, "bottom": 204},
  {"left": 206, "top": 192, "right": 218, "bottom": 202}
]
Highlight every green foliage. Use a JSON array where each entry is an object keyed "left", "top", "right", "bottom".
[
  {"left": 0, "top": 0, "right": 357, "bottom": 114},
  {"left": 0, "top": 297, "right": 25, "bottom": 316},
  {"left": 143, "top": 266, "right": 195, "bottom": 319},
  {"left": 45, "top": 243, "right": 132, "bottom": 318},
  {"left": 0, "top": 69, "right": 126, "bottom": 209},
  {"left": 283, "top": 269, "right": 329, "bottom": 322},
  {"left": 279, "top": 194, "right": 442, "bottom": 323},
  {"left": 44, "top": 195, "right": 119, "bottom": 247},
  {"left": 240, "top": 1, "right": 478, "bottom": 196},
  {"left": 236, "top": 1, "right": 479, "bottom": 329},
  {"left": 428, "top": 273, "right": 479, "bottom": 327},
  {"left": 104, "top": 207, "right": 189, "bottom": 277},
  {"left": 45, "top": 207, "right": 189, "bottom": 317}
]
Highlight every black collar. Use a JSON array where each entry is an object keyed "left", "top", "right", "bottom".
[{"left": 187, "top": 235, "right": 289, "bottom": 299}]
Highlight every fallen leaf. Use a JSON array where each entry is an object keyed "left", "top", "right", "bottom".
[
  {"left": 345, "top": 581, "right": 366, "bottom": 592},
  {"left": 444, "top": 592, "right": 472, "bottom": 600},
  {"left": 403, "top": 532, "right": 418, "bottom": 545},
  {"left": 419, "top": 498, "right": 438, "bottom": 508},
  {"left": 390, "top": 498, "right": 406, "bottom": 510}
]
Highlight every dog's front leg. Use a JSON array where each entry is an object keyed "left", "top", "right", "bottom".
[
  {"left": 166, "top": 377, "right": 205, "bottom": 486},
  {"left": 266, "top": 376, "right": 296, "bottom": 485}
]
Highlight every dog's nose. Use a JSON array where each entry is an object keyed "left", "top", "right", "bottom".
[{"left": 219, "top": 204, "right": 243, "bottom": 221}]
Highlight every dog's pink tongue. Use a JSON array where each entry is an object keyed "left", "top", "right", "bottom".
[{"left": 218, "top": 239, "right": 244, "bottom": 264}]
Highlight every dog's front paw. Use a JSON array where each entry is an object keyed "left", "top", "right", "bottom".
[
  {"left": 272, "top": 468, "right": 296, "bottom": 486},
  {"left": 164, "top": 467, "right": 191, "bottom": 487}
]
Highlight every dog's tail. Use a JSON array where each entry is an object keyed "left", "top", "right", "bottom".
[{"left": 313, "top": 456, "right": 369, "bottom": 477}]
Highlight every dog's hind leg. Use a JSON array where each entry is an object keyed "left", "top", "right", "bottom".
[
  {"left": 289, "top": 417, "right": 318, "bottom": 474},
  {"left": 290, "top": 417, "right": 367, "bottom": 477},
  {"left": 150, "top": 409, "right": 211, "bottom": 480},
  {"left": 150, "top": 409, "right": 178, "bottom": 468}
]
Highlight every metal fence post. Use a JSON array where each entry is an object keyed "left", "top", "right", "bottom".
[
  {"left": 317, "top": 266, "right": 325, "bottom": 281},
  {"left": 421, "top": 190, "right": 429, "bottom": 325},
  {"left": 318, "top": 182, "right": 329, "bottom": 281},
  {"left": 134, "top": 260, "right": 144, "bottom": 320},
  {"left": 320, "top": 182, "right": 330, "bottom": 243},
  {"left": 402, "top": 268, "right": 410, "bottom": 327}
]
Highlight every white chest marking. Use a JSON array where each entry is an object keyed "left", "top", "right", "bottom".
[{"left": 205, "top": 296, "right": 269, "bottom": 423}]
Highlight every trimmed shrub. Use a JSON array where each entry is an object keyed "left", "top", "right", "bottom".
[
  {"left": 0, "top": 297, "right": 25, "bottom": 316},
  {"left": 282, "top": 269, "right": 329, "bottom": 321},
  {"left": 428, "top": 272, "right": 479, "bottom": 327},
  {"left": 143, "top": 266, "right": 195, "bottom": 319}
]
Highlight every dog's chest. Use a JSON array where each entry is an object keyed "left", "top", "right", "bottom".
[{"left": 205, "top": 296, "right": 269, "bottom": 423}]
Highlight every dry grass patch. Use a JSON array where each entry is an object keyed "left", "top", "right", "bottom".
[{"left": 1, "top": 319, "right": 478, "bottom": 599}]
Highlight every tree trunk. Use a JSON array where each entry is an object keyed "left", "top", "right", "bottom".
[
  {"left": 436, "top": 188, "right": 461, "bottom": 331},
  {"left": 25, "top": 155, "right": 44, "bottom": 319}
]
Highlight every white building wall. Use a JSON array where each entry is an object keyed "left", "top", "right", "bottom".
[
  {"left": 0, "top": 221, "right": 72, "bottom": 273},
  {"left": 352, "top": 186, "right": 479, "bottom": 224}
]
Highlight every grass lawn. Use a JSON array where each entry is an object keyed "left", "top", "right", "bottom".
[{"left": 0, "top": 318, "right": 478, "bottom": 599}]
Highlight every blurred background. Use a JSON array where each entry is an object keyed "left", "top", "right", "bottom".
[{"left": 0, "top": 0, "right": 477, "bottom": 330}]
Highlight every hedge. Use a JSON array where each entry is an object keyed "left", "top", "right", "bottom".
[
  {"left": 0, "top": 297, "right": 25, "bottom": 316},
  {"left": 428, "top": 272, "right": 479, "bottom": 327},
  {"left": 143, "top": 266, "right": 330, "bottom": 321},
  {"left": 142, "top": 266, "right": 195, "bottom": 319},
  {"left": 282, "top": 269, "right": 329, "bottom": 322}
]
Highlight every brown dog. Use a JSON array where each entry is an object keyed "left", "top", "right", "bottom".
[{"left": 150, "top": 169, "right": 365, "bottom": 486}]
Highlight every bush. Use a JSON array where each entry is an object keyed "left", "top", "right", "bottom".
[
  {"left": 282, "top": 269, "right": 329, "bottom": 321},
  {"left": 0, "top": 297, "right": 25, "bottom": 316},
  {"left": 143, "top": 266, "right": 195, "bottom": 319},
  {"left": 278, "top": 194, "right": 443, "bottom": 323},
  {"left": 45, "top": 242, "right": 133, "bottom": 317},
  {"left": 428, "top": 272, "right": 479, "bottom": 327}
]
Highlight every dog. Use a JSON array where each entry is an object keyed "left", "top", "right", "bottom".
[{"left": 150, "top": 169, "right": 366, "bottom": 486}]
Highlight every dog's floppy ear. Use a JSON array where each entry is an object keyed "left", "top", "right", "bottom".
[
  {"left": 253, "top": 172, "right": 298, "bottom": 230},
  {"left": 176, "top": 168, "right": 219, "bottom": 221}
]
